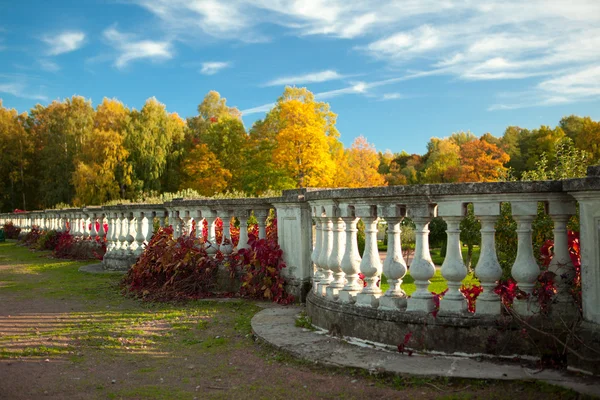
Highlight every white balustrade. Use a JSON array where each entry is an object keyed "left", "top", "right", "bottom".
[
  {"left": 338, "top": 205, "right": 362, "bottom": 303},
  {"left": 311, "top": 208, "right": 323, "bottom": 294}
]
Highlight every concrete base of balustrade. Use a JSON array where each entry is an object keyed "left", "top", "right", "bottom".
[
  {"left": 306, "top": 291, "right": 600, "bottom": 370},
  {"left": 284, "top": 277, "right": 311, "bottom": 303},
  {"left": 101, "top": 252, "right": 139, "bottom": 272}
]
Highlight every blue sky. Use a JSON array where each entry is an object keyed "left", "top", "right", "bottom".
[{"left": 1, "top": 0, "right": 599, "bottom": 155}]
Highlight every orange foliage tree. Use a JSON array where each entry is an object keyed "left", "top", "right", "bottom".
[{"left": 458, "top": 139, "right": 510, "bottom": 182}]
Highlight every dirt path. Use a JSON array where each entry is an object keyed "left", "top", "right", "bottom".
[{"left": 0, "top": 242, "right": 580, "bottom": 399}]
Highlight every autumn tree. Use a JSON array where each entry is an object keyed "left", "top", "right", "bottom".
[
  {"left": 180, "top": 143, "right": 232, "bottom": 196},
  {"left": 458, "top": 138, "right": 510, "bottom": 182},
  {"left": 71, "top": 99, "right": 131, "bottom": 205},
  {"left": 335, "top": 136, "right": 386, "bottom": 187}
]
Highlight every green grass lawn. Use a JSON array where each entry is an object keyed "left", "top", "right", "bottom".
[{"left": 380, "top": 269, "right": 479, "bottom": 294}]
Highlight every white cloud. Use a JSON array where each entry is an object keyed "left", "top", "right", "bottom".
[
  {"left": 200, "top": 61, "right": 230, "bottom": 75},
  {"left": 128, "top": 0, "right": 600, "bottom": 109},
  {"left": 103, "top": 27, "right": 172, "bottom": 68},
  {"left": 43, "top": 31, "right": 85, "bottom": 55},
  {"left": 265, "top": 70, "right": 345, "bottom": 86},
  {"left": 0, "top": 82, "right": 47, "bottom": 101},
  {"left": 38, "top": 59, "right": 60, "bottom": 72}
]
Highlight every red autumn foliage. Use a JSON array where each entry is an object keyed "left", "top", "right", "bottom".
[
  {"left": 2, "top": 222, "right": 21, "bottom": 239},
  {"left": 123, "top": 226, "right": 220, "bottom": 301},
  {"left": 460, "top": 284, "right": 483, "bottom": 313},
  {"left": 232, "top": 230, "right": 294, "bottom": 304}
]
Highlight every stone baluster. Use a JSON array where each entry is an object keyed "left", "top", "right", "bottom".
[
  {"left": 145, "top": 211, "right": 157, "bottom": 244},
  {"left": 406, "top": 203, "right": 437, "bottom": 313},
  {"left": 255, "top": 209, "right": 269, "bottom": 240},
  {"left": 90, "top": 213, "right": 98, "bottom": 240},
  {"left": 189, "top": 210, "right": 201, "bottom": 239},
  {"left": 511, "top": 201, "right": 541, "bottom": 315},
  {"left": 355, "top": 204, "right": 382, "bottom": 308},
  {"left": 202, "top": 208, "right": 218, "bottom": 255},
  {"left": 379, "top": 204, "right": 408, "bottom": 311},
  {"left": 237, "top": 210, "right": 250, "bottom": 250},
  {"left": 126, "top": 212, "right": 135, "bottom": 255},
  {"left": 118, "top": 212, "right": 128, "bottom": 254},
  {"left": 83, "top": 213, "right": 90, "bottom": 239},
  {"left": 311, "top": 207, "right": 323, "bottom": 294},
  {"left": 438, "top": 201, "right": 468, "bottom": 314},
  {"left": 325, "top": 204, "right": 345, "bottom": 300},
  {"left": 171, "top": 210, "right": 181, "bottom": 238},
  {"left": 317, "top": 208, "right": 333, "bottom": 297},
  {"left": 73, "top": 213, "right": 81, "bottom": 237},
  {"left": 219, "top": 210, "right": 234, "bottom": 255},
  {"left": 63, "top": 214, "right": 69, "bottom": 232},
  {"left": 158, "top": 211, "right": 167, "bottom": 229},
  {"left": 106, "top": 212, "right": 116, "bottom": 252},
  {"left": 184, "top": 210, "right": 194, "bottom": 237},
  {"left": 338, "top": 205, "right": 362, "bottom": 303},
  {"left": 474, "top": 201, "right": 503, "bottom": 315},
  {"left": 132, "top": 210, "right": 146, "bottom": 255},
  {"left": 98, "top": 214, "right": 106, "bottom": 241},
  {"left": 548, "top": 199, "right": 577, "bottom": 314}
]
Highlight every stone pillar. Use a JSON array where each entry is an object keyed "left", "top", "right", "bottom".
[
  {"left": 570, "top": 187, "right": 600, "bottom": 324},
  {"left": 511, "top": 201, "right": 541, "bottom": 315},
  {"left": 355, "top": 204, "right": 382, "bottom": 308},
  {"left": 548, "top": 199, "right": 577, "bottom": 314},
  {"left": 474, "top": 201, "right": 503, "bottom": 316},
  {"left": 406, "top": 203, "right": 436, "bottom": 313},
  {"left": 118, "top": 212, "right": 128, "bottom": 254},
  {"left": 338, "top": 204, "right": 362, "bottom": 304},
  {"left": 379, "top": 204, "right": 408, "bottom": 311},
  {"left": 325, "top": 204, "right": 345, "bottom": 300},
  {"left": 438, "top": 201, "right": 468, "bottom": 314},
  {"left": 90, "top": 213, "right": 98, "bottom": 240},
  {"left": 237, "top": 210, "right": 250, "bottom": 250},
  {"left": 272, "top": 196, "right": 313, "bottom": 302}
]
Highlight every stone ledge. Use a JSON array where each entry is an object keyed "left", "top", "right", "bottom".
[{"left": 251, "top": 306, "right": 600, "bottom": 397}]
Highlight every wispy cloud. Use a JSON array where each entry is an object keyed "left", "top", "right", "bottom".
[
  {"left": 0, "top": 82, "right": 47, "bottom": 101},
  {"left": 380, "top": 93, "right": 403, "bottom": 101},
  {"left": 103, "top": 27, "right": 172, "bottom": 68},
  {"left": 38, "top": 59, "right": 60, "bottom": 72},
  {"left": 200, "top": 61, "right": 230, "bottom": 75},
  {"left": 265, "top": 70, "right": 346, "bottom": 86},
  {"left": 42, "top": 31, "right": 86, "bottom": 55},
  {"left": 240, "top": 102, "right": 275, "bottom": 115}
]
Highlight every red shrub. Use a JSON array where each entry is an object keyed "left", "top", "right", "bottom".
[{"left": 3, "top": 222, "right": 21, "bottom": 239}]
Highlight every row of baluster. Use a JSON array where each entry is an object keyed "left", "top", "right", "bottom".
[{"left": 310, "top": 200, "right": 576, "bottom": 316}]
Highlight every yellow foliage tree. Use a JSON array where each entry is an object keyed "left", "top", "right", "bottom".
[
  {"left": 335, "top": 136, "right": 386, "bottom": 187},
  {"left": 180, "top": 143, "right": 232, "bottom": 196},
  {"left": 273, "top": 97, "right": 336, "bottom": 187}
]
